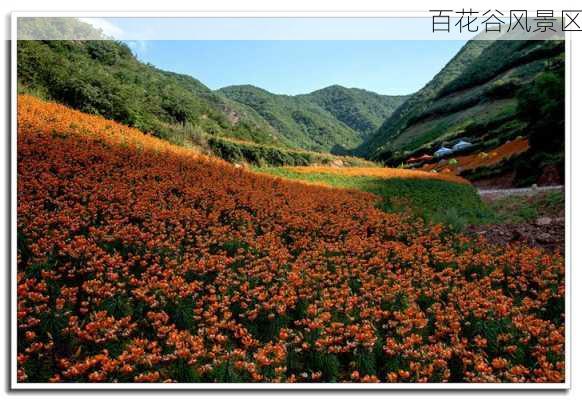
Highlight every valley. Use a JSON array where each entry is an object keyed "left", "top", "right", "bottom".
[
  {"left": 17, "top": 95, "right": 565, "bottom": 383},
  {"left": 17, "top": 29, "right": 565, "bottom": 189},
  {"left": 15, "top": 17, "right": 566, "bottom": 385}
]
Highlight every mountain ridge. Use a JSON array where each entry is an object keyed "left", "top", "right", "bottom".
[
  {"left": 217, "top": 84, "right": 409, "bottom": 153},
  {"left": 17, "top": 17, "right": 408, "bottom": 158},
  {"left": 360, "top": 39, "right": 565, "bottom": 163}
]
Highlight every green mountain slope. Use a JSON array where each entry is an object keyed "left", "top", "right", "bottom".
[
  {"left": 301, "top": 85, "right": 409, "bottom": 139},
  {"left": 219, "top": 84, "right": 408, "bottom": 153},
  {"left": 357, "top": 40, "right": 491, "bottom": 158},
  {"left": 360, "top": 40, "right": 565, "bottom": 164},
  {"left": 17, "top": 18, "right": 407, "bottom": 159},
  {"left": 218, "top": 85, "right": 359, "bottom": 152},
  {"left": 17, "top": 39, "right": 284, "bottom": 149}
]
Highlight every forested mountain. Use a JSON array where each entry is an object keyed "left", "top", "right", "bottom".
[
  {"left": 300, "top": 85, "right": 409, "bottom": 139},
  {"left": 218, "top": 85, "right": 408, "bottom": 153},
  {"left": 17, "top": 18, "right": 407, "bottom": 158},
  {"left": 17, "top": 39, "right": 285, "bottom": 149},
  {"left": 18, "top": 17, "right": 564, "bottom": 178},
  {"left": 360, "top": 39, "right": 565, "bottom": 167}
]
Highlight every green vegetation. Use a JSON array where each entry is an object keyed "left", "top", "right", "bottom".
[
  {"left": 17, "top": 39, "right": 284, "bottom": 149},
  {"left": 208, "top": 137, "right": 372, "bottom": 167},
  {"left": 218, "top": 85, "right": 408, "bottom": 153},
  {"left": 462, "top": 62, "right": 565, "bottom": 187},
  {"left": 18, "top": 17, "right": 105, "bottom": 40},
  {"left": 398, "top": 99, "right": 519, "bottom": 154},
  {"left": 210, "top": 138, "right": 315, "bottom": 166},
  {"left": 17, "top": 18, "right": 408, "bottom": 166},
  {"left": 360, "top": 39, "right": 565, "bottom": 173},
  {"left": 357, "top": 40, "right": 491, "bottom": 158},
  {"left": 438, "top": 41, "right": 564, "bottom": 97},
  {"left": 512, "top": 63, "right": 565, "bottom": 184},
  {"left": 301, "top": 85, "right": 409, "bottom": 138},
  {"left": 518, "top": 67, "right": 565, "bottom": 155},
  {"left": 484, "top": 191, "right": 564, "bottom": 224},
  {"left": 257, "top": 168, "right": 492, "bottom": 229}
]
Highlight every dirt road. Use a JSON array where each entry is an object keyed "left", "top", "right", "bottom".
[{"left": 478, "top": 185, "right": 564, "bottom": 200}]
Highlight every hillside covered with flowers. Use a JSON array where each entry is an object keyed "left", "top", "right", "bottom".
[{"left": 17, "top": 95, "right": 564, "bottom": 383}]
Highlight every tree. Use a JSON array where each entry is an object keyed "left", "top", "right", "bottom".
[{"left": 517, "top": 67, "right": 565, "bottom": 155}]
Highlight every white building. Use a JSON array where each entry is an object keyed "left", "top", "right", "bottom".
[
  {"left": 452, "top": 140, "right": 472, "bottom": 152},
  {"left": 434, "top": 147, "right": 453, "bottom": 158}
]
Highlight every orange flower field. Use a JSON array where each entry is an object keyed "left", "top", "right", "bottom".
[
  {"left": 419, "top": 137, "right": 530, "bottom": 175},
  {"left": 17, "top": 95, "right": 565, "bottom": 383}
]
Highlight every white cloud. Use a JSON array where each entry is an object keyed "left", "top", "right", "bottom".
[
  {"left": 126, "top": 40, "right": 148, "bottom": 57},
  {"left": 79, "top": 18, "right": 124, "bottom": 39}
]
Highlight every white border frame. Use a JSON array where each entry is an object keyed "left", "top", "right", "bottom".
[{"left": 9, "top": 11, "right": 572, "bottom": 391}]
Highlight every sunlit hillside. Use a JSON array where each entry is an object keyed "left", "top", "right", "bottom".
[{"left": 17, "top": 95, "right": 564, "bottom": 383}]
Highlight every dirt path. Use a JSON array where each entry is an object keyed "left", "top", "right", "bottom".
[{"left": 477, "top": 185, "right": 564, "bottom": 200}]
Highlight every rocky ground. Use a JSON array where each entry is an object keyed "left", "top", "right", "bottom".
[
  {"left": 467, "top": 216, "right": 565, "bottom": 254},
  {"left": 467, "top": 188, "right": 565, "bottom": 254}
]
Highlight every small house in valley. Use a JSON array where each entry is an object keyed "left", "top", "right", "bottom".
[
  {"left": 452, "top": 140, "right": 473, "bottom": 152},
  {"left": 434, "top": 146, "right": 453, "bottom": 158}
]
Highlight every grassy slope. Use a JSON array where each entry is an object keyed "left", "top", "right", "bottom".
[
  {"left": 257, "top": 167, "right": 491, "bottom": 228},
  {"left": 361, "top": 40, "right": 565, "bottom": 162},
  {"left": 358, "top": 40, "right": 491, "bottom": 158},
  {"left": 485, "top": 190, "right": 564, "bottom": 224}
]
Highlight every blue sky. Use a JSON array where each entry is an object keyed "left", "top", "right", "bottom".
[{"left": 124, "top": 40, "right": 467, "bottom": 96}]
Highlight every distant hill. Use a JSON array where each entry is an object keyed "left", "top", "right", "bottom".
[
  {"left": 217, "top": 85, "right": 359, "bottom": 152},
  {"left": 300, "top": 85, "right": 409, "bottom": 139},
  {"left": 218, "top": 85, "right": 408, "bottom": 153},
  {"left": 17, "top": 38, "right": 285, "bottom": 150},
  {"left": 20, "top": 18, "right": 563, "bottom": 180},
  {"left": 360, "top": 39, "right": 565, "bottom": 168},
  {"left": 17, "top": 18, "right": 407, "bottom": 159}
]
